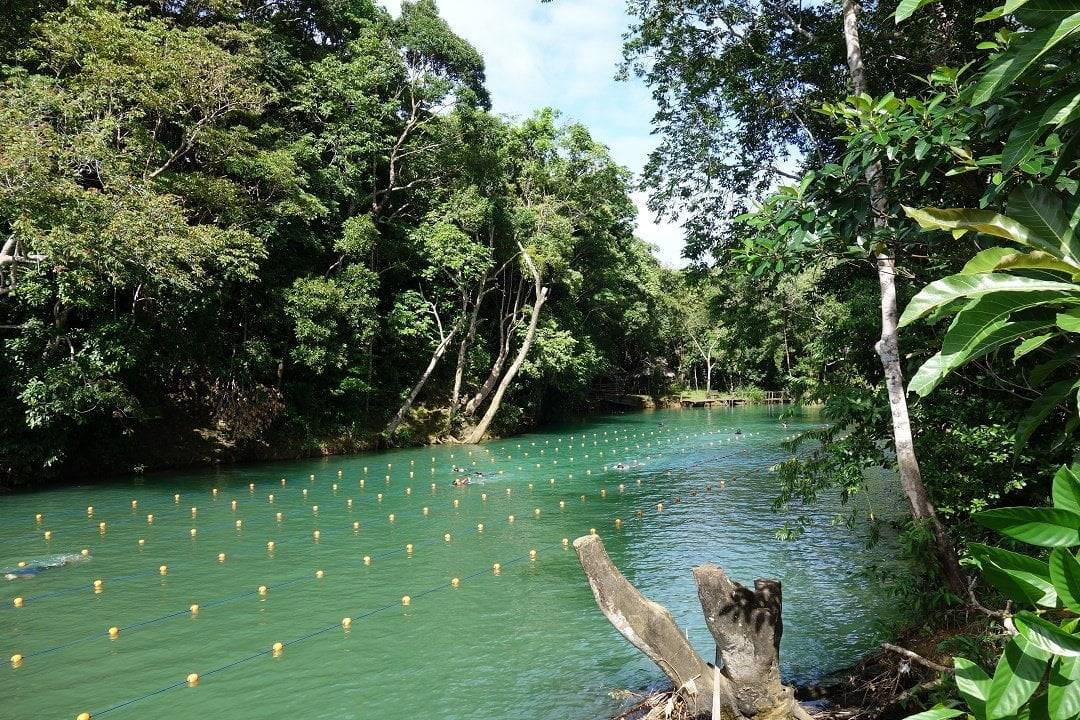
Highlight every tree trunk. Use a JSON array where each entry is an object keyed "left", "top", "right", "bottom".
[
  {"left": 463, "top": 245, "right": 547, "bottom": 444},
  {"left": 574, "top": 535, "right": 808, "bottom": 720},
  {"left": 462, "top": 276, "right": 523, "bottom": 417},
  {"left": 451, "top": 283, "right": 484, "bottom": 409},
  {"left": 385, "top": 327, "right": 456, "bottom": 438},
  {"left": 705, "top": 355, "right": 713, "bottom": 395},
  {"left": 841, "top": 0, "right": 964, "bottom": 594}
]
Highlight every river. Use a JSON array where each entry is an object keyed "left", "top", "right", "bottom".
[{"left": 1, "top": 406, "right": 906, "bottom": 720}]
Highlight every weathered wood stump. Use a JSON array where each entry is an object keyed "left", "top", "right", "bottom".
[{"left": 574, "top": 535, "right": 810, "bottom": 720}]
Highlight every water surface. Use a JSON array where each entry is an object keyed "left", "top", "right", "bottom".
[{"left": 1, "top": 407, "right": 905, "bottom": 720}]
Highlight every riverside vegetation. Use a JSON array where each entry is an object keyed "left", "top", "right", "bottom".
[{"left": 3, "top": 1, "right": 1080, "bottom": 719}]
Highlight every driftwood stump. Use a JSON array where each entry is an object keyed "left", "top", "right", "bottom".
[{"left": 574, "top": 535, "right": 809, "bottom": 720}]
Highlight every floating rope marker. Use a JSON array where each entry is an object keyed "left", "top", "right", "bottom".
[
  {"left": 401, "top": 595, "right": 411, "bottom": 606},
  {"left": 190, "top": 604, "right": 199, "bottom": 615},
  {"left": 508, "top": 515, "right": 515, "bottom": 523},
  {"left": 312, "top": 505, "right": 319, "bottom": 513},
  {"left": 529, "top": 549, "right": 537, "bottom": 559},
  {"left": 191, "top": 507, "right": 197, "bottom": 518},
  {"left": 190, "top": 528, "right": 197, "bottom": 537},
  {"left": 360, "top": 479, "right": 365, "bottom": 488},
  {"left": 492, "top": 563, "right": 501, "bottom": 575},
  {"left": 235, "top": 520, "right": 243, "bottom": 529},
  {"left": 87, "top": 506, "right": 94, "bottom": 515},
  {"left": 333, "top": 483, "right": 339, "bottom": 491},
  {"left": 249, "top": 484, "right": 255, "bottom": 491},
  {"left": 406, "top": 544, "right": 413, "bottom": 554},
  {"left": 138, "top": 539, "right": 146, "bottom": 546},
  {"left": 258, "top": 586, "right": 268, "bottom": 596},
  {"left": 44, "top": 530, "right": 52, "bottom": 540},
  {"left": 615, "top": 518, "right": 622, "bottom": 528},
  {"left": 218, "top": 553, "right": 226, "bottom": 562},
  {"left": 277, "top": 513, "right": 283, "bottom": 522},
  {"left": 272, "top": 642, "right": 283, "bottom": 656},
  {"left": 656, "top": 503, "right": 663, "bottom": 511},
  {"left": 35, "top": 513, "right": 42, "bottom": 522},
  {"left": 363, "top": 556, "right": 371, "bottom": 566},
  {"left": 422, "top": 506, "right": 429, "bottom": 515},
  {"left": 187, "top": 673, "right": 199, "bottom": 686},
  {"left": 212, "top": 488, "right": 219, "bottom": 497},
  {"left": 443, "top": 533, "right": 451, "bottom": 542},
  {"left": 341, "top": 618, "right": 352, "bottom": 629},
  {"left": 159, "top": 565, "right": 168, "bottom": 575},
  {"left": 347, "top": 498, "right": 353, "bottom": 508},
  {"left": 13, "top": 597, "right": 24, "bottom": 608},
  {"left": 11, "top": 653, "right": 23, "bottom": 667},
  {"left": 313, "top": 530, "right": 320, "bottom": 540},
  {"left": 131, "top": 500, "right": 138, "bottom": 509},
  {"left": 388, "top": 514, "right": 395, "bottom": 523},
  {"left": 534, "top": 508, "right": 540, "bottom": 517},
  {"left": 562, "top": 538, "right": 569, "bottom": 547},
  {"left": 108, "top": 626, "right": 119, "bottom": 638},
  {"left": 268, "top": 494, "right": 274, "bottom": 503},
  {"left": 231, "top": 500, "right": 237, "bottom": 511},
  {"left": 281, "top": 478, "right": 286, "bottom": 486},
  {"left": 451, "top": 578, "right": 460, "bottom": 588},
  {"left": 81, "top": 548, "right": 90, "bottom": 556},
  {"left": 147, "top": 514, "right": 154, "bottom": 523},
  {"left": 77, "top": 713, "right": 91, "bottom": 720},
  {"left": 315, "top": 570, "right": 324, "bottom": 579},
  {"left": 477, "top": 523, "right": 484, "bottom": 532},
  {"left": 267, "top": 541, "right": 275, "bottom": 550},
  {"left": 480, "top": 493, "right": 487, "bottom": 502},
  {"left": 377, "top": 494, "right": 383, "bottom": 502},
  {"left": 352, "top": 521, "right": 360, "bottom": 530},
  {"left": 99, "top": 522, "right": 107, "bottom": 532},
  {"left": 93, "top": 579, "right": 103, "bottom": 591},
  {"left": 559, "top": 501, "right": 565, "bottom": 509},
  {"left": 174, "top": 494, "right": 180, "bottom": 503},
  {"left": 302, "top": 489, "right": 308, "bottom": 497},
  {"left": 453, "top": 499, "right": 459, "bottom": 508}
]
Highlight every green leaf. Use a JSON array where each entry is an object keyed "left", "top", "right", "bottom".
[
  {"left": 1014, "top": 0, "right": 1080, "bottom": 26},
  {"left": 971, "top": 543, "right": 1057, "bottom": 607},
  {"left": 1031, "top": 346, "right": 1080, "bottom": 385},
  {"left": 903, "top": 204, "right": 1079, "bottom": 262},
  {"left": 972, "top": 13, "right": 1080, "bottom": 106},
  {"left": 1002, "top": 86, "right": 1080, "bottom": 173},
  {"left": 1015, "top": 611, "right": 1080, "bottom": 656},
  {"left": 900, "top": 273, "right": 1077, "bottom": 326},
  {"left": 954, "top": 657, "right": 992, "bottom": 720},
  {"left": 1018, "top": 378, "right": 1080, "bottom": 450},
  {"left": 1053, "top": 465, "right": 1080, "bottom": 515},
  {"left": 1015, "top": 333, "right": 1057, "bottom": 361},
  {"left": 963, "top": 247, "right": 1021, "bottom": 274},
  {"left": 1049, "top": 656, "right": 1080, "bottom": 720},
  {"left": 1058, "top": 308, "right": 1080, "bottom": 331},
  {"left": 988, "top": 636, "right": 1051, "bottom": 718},
  {"left": 1007, "top": 187, "right": 1080, "bottom": 265},
  {"left": 1049, "top": 547, "right": 1080, "bottom": 612},
  {"left": 900, "top": 708, "right": 966, "bottom": 720},
  {"left": 895, "top": 0, "right": 936, "bottom": 22},
  {"left": 976, "top": 506, "right": 1080, "bottom": 546}
]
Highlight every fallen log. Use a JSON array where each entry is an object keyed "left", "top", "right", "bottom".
[{"left": 574, "top": 535, "right": 811, "bottom": 720}]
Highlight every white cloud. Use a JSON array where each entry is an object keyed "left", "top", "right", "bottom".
[
  {"left": 378, "top": 0, "right": 687, "bottom": 266},
  {"left": 632, "top": 191, "right": 687, "bottom": 268}
]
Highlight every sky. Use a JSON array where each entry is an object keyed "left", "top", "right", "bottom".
[{"left": 377, "top": 0, "right": 688, "bottom": 267}]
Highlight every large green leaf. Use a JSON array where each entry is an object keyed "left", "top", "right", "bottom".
[
  {"left": 1015, "top": 332, "right": 1058, "bottom": 361},
  {"left": 910, "top": 316, "right": 1056, "bottom": 396},
  {"left": 1008, "top": 187, "right": 1080, "bottom": 265},
  {"left": 954, "top": 657, "right": 992, "bottom": 720},
  {"left": 1058, "top": 307, "right": 1080, "bottom": 331},
  {"left": 894, "top": 0, "right": 936, "bottom": 22},
  {"left": 1050, "top": 547, "right": 1080, "bottom": 611},
  {"left": 1002, "top": 85, "right": 1080, "bottom": 173},
  {"left": 1049, "top": 656, "right": 1080, "bottom": 720},
  {"left": 1014, "top": 0, "right": 1080, "bottom": 26},
  {"left": 900, "top": 273, "right": 1077, "bottom": 326},
  {"left": 1031, "top": 346, "right": 1080, "bottom": 385},
  {"left": 1017, "top": 377, "right": 1080, "bottom": 449},
  {"left": 975, "top": 506, "right": 1080, "bottom": 546},
  {"left": 971, "top": 543, "right": 1057, "bottom": 607},
  {"left": 1053, "top": 465, "right": 1080, "bottom": 514},
  {"left": 1015, "top": 611, "right": 1080, "bottom": 656},
  {"left": 988, "top": 636, "right": 1051, "bottom": 718},
  {"left": 904, "top": 206, "right": 1049, "bottom": 251},
  {"left": 900, "top": 709, "right": 966, "bottom": 720},
  {"left": 972, "top": 12, "right": 1080, "bottom": 106}
]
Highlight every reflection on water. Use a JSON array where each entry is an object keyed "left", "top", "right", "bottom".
[{"left": 0, "top": 406, "right": 906, "bottom": 720}]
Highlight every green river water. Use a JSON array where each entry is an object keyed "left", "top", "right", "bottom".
[{"left": 1, "top": 406, "right": 905, "bottom": 720}]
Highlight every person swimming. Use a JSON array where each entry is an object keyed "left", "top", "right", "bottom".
[
  {"left": 472, "top": 471, "right": 485, "bottom": 478},
  {"left": 612, "top": 462, "right": 628, "bottom": 470},
  {"left": 451, "top": 477, "right": 470, "bottom": 487},
  {"left": 4, "top": 553, "right": 85, "bottom": 581},
  {"left": 452, "top": 465, "right": 467, "bottom": 473},
  {"left": 734, "top": 428, "right": 743, "bottom": 435}
]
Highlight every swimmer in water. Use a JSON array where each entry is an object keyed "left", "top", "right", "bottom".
[
  {"left": 613, "top": 462, "right": 628, "bottom": 470},
  {"left": 451, "top": 477, "right": 470, "bottom": 487},
  {"left": 452, "top": 465, "right": 467, "bottom": 473},
  {"left": 734, "top": 428, "right": 743, "bottom": 436}
]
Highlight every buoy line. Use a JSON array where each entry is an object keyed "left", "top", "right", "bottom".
[
  {"left": 3, "top": 428, "right": 768, "bottom": 616},
  {"left": 7, "top": 422, "right": 739, "bottom": 543},
  {"left": 72, "top": 462, "right": 769, "bottom": 720},
  {"left": 6, "top": 444, "right": 777, "bottom": 669}
]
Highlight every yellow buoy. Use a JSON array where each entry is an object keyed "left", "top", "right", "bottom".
[
  {"left": 615, "top": 518, "right": 623, "bottom": 528},
  {"left": 481, "top": 493, "right": 487, "bottom": 501},
  {"left": 87, "top": 506, "right": 94, "bottom": 515},
  {"left": 406, "top": 543, "right": 414, "bottom": 554},
  {"left": 93, "top": 579, "right": 103, "bottom": 590},
  {"left": 302, "top": 488, "right": 308, "bottom": 497},
  {"left": 601, "top": 489, "right": 607, "bottom": 497},
  {"left": 559, "top": 501, "right": 565, "bottom": 509},
  {"left": 405, "top": 487, "right": 412, "bottom": 495},
  {"left": 477, "top": 523, "right": 484, "bottom": 532},
  {"left": 81, "top": 548, "right": 90, "bottom": 556},
  {"left": 13, "top": 597, "right": 24, "bottom": 608},
  {"left": 443, "top": 533, "right": 451, "bottom": 542},
  {"left": 506, "top": 488, "right": 511, "bottom": 495},
  {"left": 174, "top": 493, "right": 181, "bottom": 502},
  {"left": 529, "top": 549, "right": 537, "bottom": 559},
  {"left": 138, "top": 538, "right": 146, "bottom": 546},
  {"left": 187, "top": 672, "right": 199, "bottom": 686},
  {"left": 422, "top": 506, "right": 429, "bottom": 515},
  {"left": 159, "top": 565, "right": 168, "bottom": 575},
  {"left": 453, "top": 499, "right": 460, "bottom": 508},
  {"left": 276, "top": 512, "right": 283, "bottom": 521},
  {"left": 363, "top": 555, "right": 372, "bottom": 566},
  {"left": 315, "top": 569, "right": 324, "bottom": 579},
  {"left": 281, "top": 478, "right": 286, "bottom": 486},
  {"left": 108, "top": 626, "right": 119, "bottom": 638},
  {"left": 190, "top": 528, "right": 197, "bottom": 537},
  {"left": 190, "top": 604, "right": 199, "bottom": 614},
  {"left": 44, "top": 530, "right": 52, "bottom": 540},
  {"left": 401, "top": 595, "right": 411, "bottom": 606},
  {"left": 377, "top": 493, "right": 383, "bottom": 502},
  {"left": 268, "top": 494, "right": 274, "bottom": 503},
  {"left": 99, "top": 522, "right": 107, "bottom": 531},
  {"left": 562, "top": 538, "right": 569, "bottom": 547},
  {"left": 451, "top": 577, "right": 460, "bottom": 588},
  {"left": 77, "top": 713, "right": 92, "bottom": 720},
  {"left": 258, "top": 585, "right": 268, "bottom": 596},
  {"left": 534, "top": 508, "right": 540, "bottom": 517},
  {"left": 267, "top": 541, "right": 275, "bottom": 550},
  {"left": 272, "top": 641, "right": 284, "bottom": 656},
  {"left": 347, "top": 498, "right": 353, "bottom": 508},
  {"left": 342, "top": 617, "right": 352, "bottom": 629},
  {"left": 218, "top": 553, "right": 226, "bottom": 562},
  {"left": 10, "top": 653, "right": 23, "bottom": 666},
  {"left": 310, "top": 474, "right": 315, "bottom": 481},
  {"left": 191, "top": 507, "right": 197, "bottom": 517},
  {"left": 212, "top": 488, "right": 219, "bottom": 497},
  {"left": 249, "top": 483, "right": 255, "bottom": 491},
  {"left": 147, "top": 514, "right": 154, "bottom": 523},
  {"left": 235, "top": 520, "right": 243, "bottom": 529},
  {"left": 507, "top": 514, "right": 515, "bottom": 523},
  {"left": 312, "top": 504, "right": 319, "bottom": 513},
  {"left": 528, "top": 483, "right": 533, "bottom": 490},
  {"left": 333, "top": 483, "right": 339, "bottom": 491},
  {"left": 131, "top": 500, "right": 138, "bottom": 509},
  {"left": 492, "top": 563, "right": 501, "bottom": 574},
  {"left": 313, "top": 530, "right": 320, "bottom": 540},
  {"left": 352, "top": 521, "right": 360, "bottom": 530}
]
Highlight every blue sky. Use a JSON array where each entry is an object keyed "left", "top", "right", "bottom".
[{"left": 378, "top": 0, "right": 687, "bottom": 267}]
